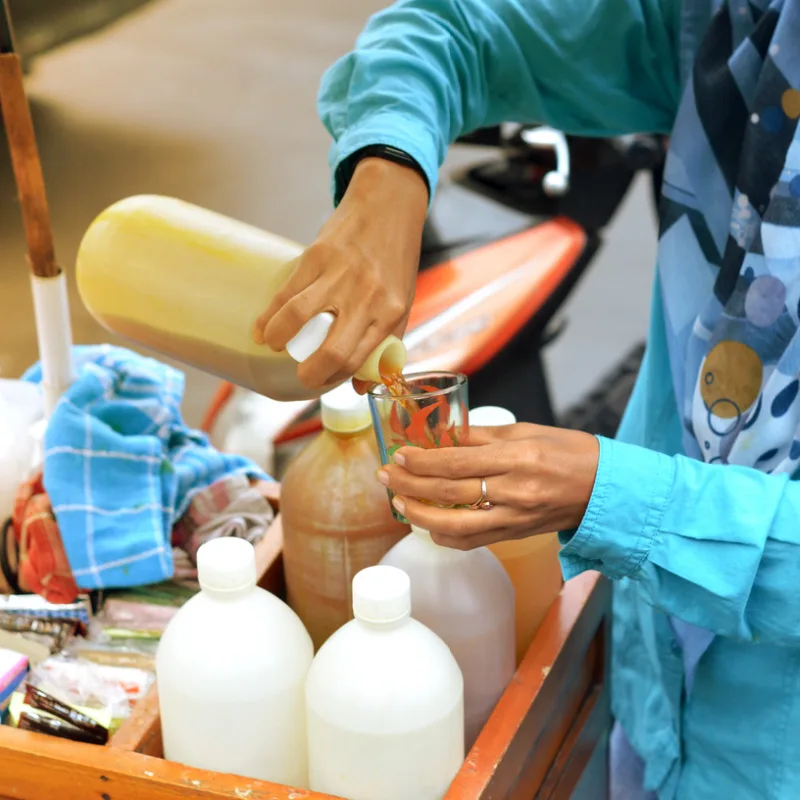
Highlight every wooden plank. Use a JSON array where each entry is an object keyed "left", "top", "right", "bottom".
[
  {"left": 0, "top": 50, "right": 59, "bottom": 277},
  {"left": 539, "top": 683, "right": 610, "bottom": 800},
  {"left": 447, "top": 571, "right": 609, "bottom": 799},
  {"left": 110, "top": 686, "right": 162, "bottom": 756},
  {"left": 112, "top": 571, "right": 608, "bottom": 799},
  {"left": 505, "top": 639, "right": 599, "bottom": 799},
  {"left": 0, "top": 726, "right": 339, "bottom": 800},
  {"left": 5, "top": 547, "right": 609, "bottom": 800}
]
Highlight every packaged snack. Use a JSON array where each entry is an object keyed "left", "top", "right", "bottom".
[
  {"left": 0, "top": 649, "right": 28, "bottom": 720},
  {"left": 0, "top": 612, "right": 80, "bottom": 651},
  {"left": 0, "top": 630, "right": 50, "bottom": 666},
  {"left": 100, "top": 598, "right": 178, "bottom": 632},
  {"left": 22, "top": 685, "right": 109, "bottom": 744},
  {"left": 0, "top": 595, "right": 91, "bottom": 627},
  {"left": 67, "top": 640, "right": 156, "bottom": 672},
  {"left": 105, "top": 582, "right": 196, "bottom": 608},
  {"left": 31, "top": 654, "right": 153, "bottom": 720},
  {"left": 8, "top": 690, "right": 112, "bottom": 732},
  {"left": 18, "top": 707, "right": 105, "bottom": 745}
]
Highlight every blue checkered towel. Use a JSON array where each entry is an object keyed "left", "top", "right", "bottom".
[{"left": 24, "top": 345, "right": 269, "bottom": 590}]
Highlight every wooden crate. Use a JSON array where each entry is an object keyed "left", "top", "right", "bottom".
[{"left": 0, "top": 499, "right": 611, "bottom": 800}]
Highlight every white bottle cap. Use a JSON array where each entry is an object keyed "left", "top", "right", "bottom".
[
  {"left": 469, "top": 405, "right": 517, "bottom": 426},
  {"left": 197, "top": 537, "right": 257, "bottom": 593},
  {"left": 352, "top": 565, "right": 411, "bottom": 624},
  {"left": 285, "top": 312, "right": 335, "bottom": 363},
  {"left": 320, "top": 382, "right": 372, "bottom": 434}
]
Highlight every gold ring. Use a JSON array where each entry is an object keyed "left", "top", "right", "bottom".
[{"left": 469, "top": 478, "right": 494, "bottom": 511}]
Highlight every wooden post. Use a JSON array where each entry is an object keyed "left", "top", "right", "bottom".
[{"left": 0, "top": 0, "right": 59, "bottom": 279}]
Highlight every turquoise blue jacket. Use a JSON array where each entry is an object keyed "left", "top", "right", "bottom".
[{"left": 318, "top": 2, "right": 800, "bottom": 797}]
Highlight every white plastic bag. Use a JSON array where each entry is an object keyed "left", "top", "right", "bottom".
[{"left": 0, "top": 379, "right": 44, "bottom": 521}]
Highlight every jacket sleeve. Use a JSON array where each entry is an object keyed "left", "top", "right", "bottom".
[
  {"left": 318, "top": 0, "right": 682, "bottom": 197},
  {"left": 559, "top": 436, "right": 800, "bottom": 644}
]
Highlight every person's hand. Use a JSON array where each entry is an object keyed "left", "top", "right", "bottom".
[
  {"left": 377, "top": 424, "right": 599, "bottom": 550},
  {"left": 253, "top": 157, "right": 428, "bottom": 392}
]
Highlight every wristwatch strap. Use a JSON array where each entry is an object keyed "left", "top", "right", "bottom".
[{"left": 334, "top": 144, "right": 430, "bottom": 204}]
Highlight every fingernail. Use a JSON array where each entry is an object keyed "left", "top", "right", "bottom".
[
  {"left": 392, "top": 496, "right": 406, "bottom": 514},
  {"left": 377, "top": 469, "right": 390, "bottom": 486},
  {"left": 394, "top": 452, "right": 406, "bottom": 467}
]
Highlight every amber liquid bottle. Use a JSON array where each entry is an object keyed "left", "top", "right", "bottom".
[
  {"left": 469, "top": 406, "right": 564, "bottom": 665},
  {"left": 281, "top": 384, "right": 409, "bottom": 649}
]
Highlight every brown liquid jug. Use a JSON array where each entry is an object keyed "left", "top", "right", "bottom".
[
  {"left": 281, "top": 383, "right": 409, "bottom": 649},
  {"left": 75, "top": 195, "right": 406, "bottom": 401}
]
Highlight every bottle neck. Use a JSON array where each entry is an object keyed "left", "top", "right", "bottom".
[
  {"left": 323, "top": 423, "right": 371, "bottom": 440},
  {"left": 354, "top": 612, "right": 410, "bottom": 631},
  {"left": 413, "top": 528, "right": 469, "bottom": 560},
  {"left": 200, "top": 580, "right": 256, "bottom": 601}
]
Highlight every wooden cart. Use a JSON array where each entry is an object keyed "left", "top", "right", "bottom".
[{"left": 0, "top": 492, "right": 611, "bottom": 800}]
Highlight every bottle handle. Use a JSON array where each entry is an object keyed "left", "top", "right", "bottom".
[{"left": 286, "top": 313, "right": 407, "bottom": 382}]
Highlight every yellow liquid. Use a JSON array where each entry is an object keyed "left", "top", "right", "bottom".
[
  {"left": 489, "top": 534, "right": 563, "bottom": 665},
  {"left": 77, "top": 195, "right": 404, "bottom": 402}
]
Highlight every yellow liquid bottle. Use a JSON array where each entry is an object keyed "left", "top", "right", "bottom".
[
  {"left": 76, "top": 195, "right": 406, "bottom": 401},
  {"left": 469, "top": 406, "right": 564, "bottom": 665}
]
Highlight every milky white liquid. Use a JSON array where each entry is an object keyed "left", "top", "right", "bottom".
[{"left": 308, "top": 698, "right": 464, "bottom": 800}]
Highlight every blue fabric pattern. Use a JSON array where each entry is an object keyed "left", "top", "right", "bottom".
[
  {"left": 24, "top": 346, "right": 268, "bottom": 590},
  {"left": 660, "top": 0, "right": 800, "bottom": 474},
  {"left": 655, "top": 0, "right": 800, "bottom": 742}
]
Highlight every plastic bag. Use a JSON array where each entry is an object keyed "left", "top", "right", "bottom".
[{"left": 30, "top": 653, "right": 153, "bottom": 725}]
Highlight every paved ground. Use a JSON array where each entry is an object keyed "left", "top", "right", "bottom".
[{"left": 0, "top": 0, "right": 657, "bottom": 426}]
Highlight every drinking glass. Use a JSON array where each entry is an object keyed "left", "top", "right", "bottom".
[{"left": 368, "top": 371, "right": 469, "bottom": 522}]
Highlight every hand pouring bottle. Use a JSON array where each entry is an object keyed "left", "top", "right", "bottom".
[{"left": 76, "top": 195, "right": 406, "bottom": 401}]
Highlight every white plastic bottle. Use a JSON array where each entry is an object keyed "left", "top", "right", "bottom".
[
  {"left": 0, "top": 380, "right": 43, "bottom": 522},
  {"left": 306, "top": 565, "right": 464, "bottom": 800},
  {"left": 468, "top": 406, "right": 564, "bottom": 665},
  {"left": 156, "top": 537, "right": 313, "bottom": 786},
  {"left": 381, "top": 525, "right": 515, "bottom": 750}
]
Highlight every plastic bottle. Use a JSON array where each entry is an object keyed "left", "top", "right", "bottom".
[
  {"left": 380, "top": 525, "right": 515, "bottom": 750},
  {"left": 281, "top": 383, "right": 408, "bottom": 649},
  {"left": 469, "top": 405, "right": 564, "bottom": 665},
  {"left": 156, "top": 537, "right": 313, "bottom": 786},
  {"left": 0, "top": 380, "right": 43, "bottom": 522},
  {"left": 75, "top": 195, "right": 406, "bottom": 402},
  {"left": 306, "top": 565, "right": 464, "bottom": 800}
]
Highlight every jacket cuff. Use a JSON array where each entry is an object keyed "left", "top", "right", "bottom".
[
  {"left": 327, "top": 112, "right": 440, "bottom": 208},
  {"left": 559, "top": 436, "right": 675, "bottom": 581}
]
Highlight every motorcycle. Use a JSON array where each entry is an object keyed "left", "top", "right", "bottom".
[{"left": 203, "top": 125, "right": 665, "bottom": 478}]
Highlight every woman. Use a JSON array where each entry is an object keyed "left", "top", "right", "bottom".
[{"left": 254, "top": 1, "right": 800, "bottom": 797}]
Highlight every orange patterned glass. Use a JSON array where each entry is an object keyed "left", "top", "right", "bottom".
[{"left": 368, "top": 372, "right": 469, "bottom": 522}]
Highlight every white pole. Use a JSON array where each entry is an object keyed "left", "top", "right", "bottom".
[{"left": 30, "top": 271, "right": 74, "bottom": 417}]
